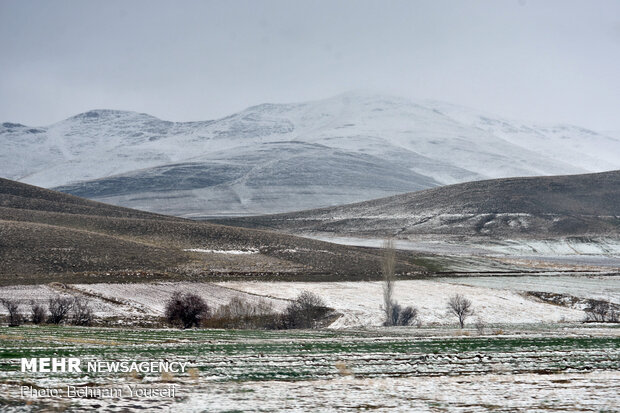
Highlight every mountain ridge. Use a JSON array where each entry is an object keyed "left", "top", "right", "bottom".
[
  {"left": 212, "top": 170, "right": 620, "bottom": 239},
  {"left": 2, "top": 92, "right": 619, "bottom": 217}
]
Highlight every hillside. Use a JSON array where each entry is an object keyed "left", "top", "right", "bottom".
[
  {"left": 2, "top": 92, "right": 619, "bottom": 217},
  {"left": 0, "top": 178, "right": 429, "bottom": 285},
  {"left": 214, "top": 171, "right": 620, "bottom": 239}
]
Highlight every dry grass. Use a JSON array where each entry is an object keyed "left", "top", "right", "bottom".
[
  {"left": 188, "top": 368, "right": 200, "bottom": 381},
  {"left": 335, "top": 361, "right": 353, "bottom": 376},
  {"left": 160, "top": 371, "right": 175, "bottom": 383}
]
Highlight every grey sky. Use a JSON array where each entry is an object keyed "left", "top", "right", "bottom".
[{"left": 1, "top": 0, "right": 619, "bottom": 130}]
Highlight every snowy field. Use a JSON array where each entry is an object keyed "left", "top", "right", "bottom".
[
  {"left": 220, "top": 280, "right": 588, "bottom": 328},
  {"left": 2, "top": 276, "right": 617, "bottom": 327},
  {"left": 439, "top": 275, "right": 620, "bottom": 305},
  {"left": 307, "top": 234, "right": 620, "bottom": 270},
  {"left": 0, "top": 326, "right": 618, "bottom": 412},
  {"left": 176, "top": 372, "right": 620, "bottom": 412},
  {"left": 0, "top": 282, "right": 290, "bottom": 322}
]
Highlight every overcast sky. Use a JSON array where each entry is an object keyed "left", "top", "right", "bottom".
[{"left": 1, "top": 0, "right": 619, "bottom": 130}]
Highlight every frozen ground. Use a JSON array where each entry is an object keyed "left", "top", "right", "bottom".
[
  {"left": 0, "top": 282, "right": 290, "bottom": 322},
  {"left": 0, "top": 326, "right": 618, "bottom": 412},
  {"left": 439, "top": 275, "right": 620, "bottom": 305},
  {"left": 177, "top": 372, "right": 620, "bottom": 412},
  {"left": 1, "top": 276, "right": 609, "bottom": 326},
  {"left": 220, "top": 280, "right": 588, "bottom": 328},
  {"left": 307, "top": 234, "right": 620, "bottom": 270},
  {"left": 1, "top": 274, "right": 617, "bottom": 327}
]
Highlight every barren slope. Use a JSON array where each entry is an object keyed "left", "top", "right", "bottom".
[
  {"left": 215, "top": 171, "right": 620, "bottom": 239},
  {"left": 0, "top": 178, "right": 428, "bottom": 285}
]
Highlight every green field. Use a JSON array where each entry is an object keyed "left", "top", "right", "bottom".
[{"left": 1, "top": 325, "right": 619, "bottom": 411}]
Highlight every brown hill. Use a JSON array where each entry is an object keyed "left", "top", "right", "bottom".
[
  {"left": 0, "top": 178, "right": 428, "bottom": 285},
  {"left": 213, "top": 171, "right": 620, "bottom": 239}
]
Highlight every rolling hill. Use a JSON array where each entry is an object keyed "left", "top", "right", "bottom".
[
  {"left": 214, "top": 171, "right": 620, "bottom": 239},
  {"left": 0, "top": 178, "right": 429, "bottom": 285},
  {"left": 2, "top": 92, "right": 619, "bottom": 217}
]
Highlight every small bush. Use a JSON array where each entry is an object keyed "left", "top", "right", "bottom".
[
  {"left": 71, "top": 298, "right": 94, "bottom": 326},
  {"left": 165, "top": 292, "right": 210, "bottom": 329},
  {"left": 474, "top": 317, "right": 486, "bottom": 335},
  {"left": 282, "top": 291, "right": 328, "bottom": 329},
  {"left": 0, "top": 298, "right": 23, "bottom": 327},
  {"left": 207, "top": 297, "right": 276, "bottom": 329},
  {"left": 215, "top": 297, "right": 273, "bottom": 319},
  {"left": 47, "top": 297, "right": 73, "bottom": 324},
  {"left": 398, "top": 306, "right": 419, "bottom": 326},
  {"left": 385, "top": 303, "right": 419, "bottom": 326},
  {"left": 584, "top": 299, "right": 618, "bottom": 323},
  {"left": 30, "top": 302, "right": 46, "bottom": 325}
]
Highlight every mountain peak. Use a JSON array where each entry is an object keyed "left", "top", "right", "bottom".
[{"left": 67, "top": 109, "right": 160, "bottom": 123}]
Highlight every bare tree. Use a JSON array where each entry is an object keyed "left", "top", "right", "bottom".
[
  {"left": 382, "top": 239, "right": 396, "bottom": 326},
  {"left": 447, "top": 294, "right": 474, "bottom": 328},
  {"left": 30, "top": 301, "right": 46, "bottom": 324},
  {"left": 71, "top": 297, "right": 94, "bottom": 326},
  {"left": 0, "top": 298, "right": 23, "bottom": 326},
  {"left": 379, "top": 240, "right": 420, "bottom": 327},
  {"left": 584, "top": 299, "right": 609, "bottom": 322},
  {"left": 283, "top": 291, "right": 327, "bottom": 329},
  {"left": 584, "top": 299, "right": 618, "bottom": 323},
  {"left": 165, "top": 292, "right": 210, "bottom": 329},
  {"left": 47, "top": 297, "right": 73, "bottom": 324}
]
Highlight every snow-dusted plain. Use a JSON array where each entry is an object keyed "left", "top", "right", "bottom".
[
  {"left": 0, "top": 282, "right": 290, "bottom": 322},
  {"left": 3, "top": 276, "right": 617, "bottom": 327},
  {"left": 2, "top": 92, "right": 619, "bottom": 216},
  {"left": 176, "top": 372, "right": 620, "bottom": 412},
  {"left": 220, "top": 280, "right": 591, "bottom": 328},
  {"left": 307, "top": 234, "right": 620, "bottom": 270},
  {"left": 1, "top": 326, "right": 618, "bottom": 412}
]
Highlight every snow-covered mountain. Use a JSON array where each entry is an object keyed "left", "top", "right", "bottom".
[{"left": 2, "top": 92, "right": 619, "bottom": 217}]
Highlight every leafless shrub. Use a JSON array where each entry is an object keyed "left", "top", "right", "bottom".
[
  {"left": 207, "top": 297, "right": 277, "bottom": 329},
  {"left": 386, "top": 303, "right": 419, "bottom": 326},
  {"left": 474, "top": 317, "right": 486, "bottom": 334},
  {"left": 447, "top": 294, "right": 474, "bottom": 328},
  {"left": 165, "top": 292, "right": 210, "bottom": 329},
  {"left": 282, "top": 291, "right": 328, "bottom": 329},
  {"left": 0, "top": 298, "right": 23, "bottom": 326},
  {"left": 71, "top": 297, "right": 94, "bottom": 326},
  {"left": 30, "top": 301, "right": 46, "bottom": 324},
  {"left": 48, "top": 297, "right": 73, "bottom": 324},
  {"left": 397, "top": 305, "right": 419, "bottom": 326},
  {"left": 215, "top": 297, "right": 273, "bottom": 319},
  {"left": 584, "top": 299, "right": 619, "bottom": 323}
]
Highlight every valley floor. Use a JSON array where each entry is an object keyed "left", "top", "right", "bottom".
[
  {"left": 1, "top": 275, "right": 618, "bottom": 327},
  {"left": 306, "top": 234, "right": 620, "bottom": 271}
]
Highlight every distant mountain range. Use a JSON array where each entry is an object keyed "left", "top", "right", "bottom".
[
  {"left": 215, "top": 170, "right": 620, "bottom": 239},
  {"left": 2, "top": 92, "right": 619, "bottom": 217}
]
